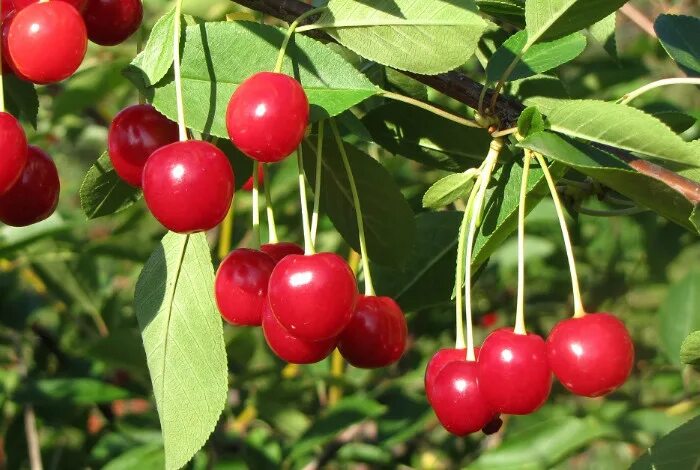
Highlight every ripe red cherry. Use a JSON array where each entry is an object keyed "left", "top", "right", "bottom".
[
  {"left": 431, "top": 361, "right": 495, "bottom": 436},
  {"left": 338, "top": 296, "right": 407, "bottom": 369},
  {"left": 260, "top": 242, "right": 304, "bottom": 264},
  {"left": 215, "top": 249, "right": 276, "bottom": 326},
  {"left": 13, "top": 0, "right": 88, "bottom": 13},
  {"left": 0, "top": 145, "right": 59, "bottom": 227},
  {"left": 426, "top": 348, "right": 468, "bottom": 404},
  {"left": 0, "top": 112, "right": 28, "bottom": 195},
  {"left": 226, "top": 72, "right": 309, "bottom": 163},
  {"left": 6, "top": 2, "right": 87, "bottom": 84},
  {"left": 268, "top": 253, "right": 358, "bottom": 341},
  {"left": 262, "top": 302, "right": 337, "bottom": 364},
  {"left": 547, "top": 313, "right": 634, "bottom": 397},
  {"left": 478, "top": 329, "right": 552, "bottom": 415},
  {"left": 83, "top": 0, "right": 143, "bottom": 46},
  {"left": 241, "top": 163, "right": 264, "bottom": 192},
  {"left": 1, "top": 0, "right": 14, "bottom": 19},
  {"left": 142, "top": 140, "right": 234, "bottom": 233},
  {"left": 108, "top": 104, "right": 179, "bottom": 187}
]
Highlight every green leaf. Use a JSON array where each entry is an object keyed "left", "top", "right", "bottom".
[
  {"left": 680, "top": 331, "right": 700, "bottom": 368},
  {"left": 13, "top": 378, "right": 130, "bottom": 406},
  {"left": 80, "top": 152, "right": 142, "bottom": 220},
  {"left": 525, "top": 0, "right": 627, "bottom": 44},
  {"left": 658, "top": 269, "right": 700, "bottom": 365},
  {"left": 302, "top": 134, "right": 415, "bottom": 267},
  {"left": 630, "top": 416, "right": 700, "bottom": 470},
  {"left": 362, "top": 101, "right": 492, "bottom": 171},
  {"left": 422, "top": 171, "right": 478, "bottom": 209},
  {"left": 654, "top": 14, "right": 700, "bottom": 76},
  {"left": 546, "top": 100, "right": 700, "bottom": 166},
  {"left": 477, "top": 0, "right": 525, "bottom": 26},
  {"left": 104, "top": 444, "right": 165, "bottom": 470},
  {"left": 315, "top": 0, "right": 491, "bottom": 75},
  {"left": 519, "top": 132, "right": 700, "bottom": 232},
  {"left": 134, "top": 232, "right": 227, "bottom": 470},
  {"left": 589, "top": 13, "right": 617, "bottom": 59},
  {"left": 518, "top": 106, "right": 546, "bottom": 137},
  {"left": 127, "top": 21, "right": 376, "bottom": 138},
  {"left": 3, "top": 75, "right": 39, "bottom": 128},
  {"left": 131, "top": 8, "right": 176, "bottom": 86},
  {"left": 486, "top": 31, "right": 587, "bottom": 82}
]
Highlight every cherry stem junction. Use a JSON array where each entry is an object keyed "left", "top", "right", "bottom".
[
  {"left": 330, "top": 119, "right": 375, "bottom": 297},
  {"left": 514, "top": 151, "right": 533, "bottom": 335},
  {"left": 274, "top": 6, "right": 328, "bottom": 74},
  {"left": 311, "top": 121, "right": 325, "bottom": 245},
  {"left": 172, "top": 0, "right": 187, "bottom": 141},
  {"left": 263, "top": 164, "right": 279, "bottom": 244}
]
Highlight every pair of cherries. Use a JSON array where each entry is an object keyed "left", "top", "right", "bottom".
[
  {"left": 2, "top": 0, "right": 142, "bottom": 84},
  {"left": 216, "top": 246, "right": 408, "bottom": 367},
  {"left": 0, "top": 112, "right": 60, "bottom": 227},
  {"left": 426, "top": 313, "right": 634, "bottom": 436}
]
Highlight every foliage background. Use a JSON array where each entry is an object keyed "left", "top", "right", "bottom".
[{"left": 1, "top": 0, "right": 699, "bottom": 468}]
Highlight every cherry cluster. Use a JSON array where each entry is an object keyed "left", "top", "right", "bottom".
[
  {"left": 0, "top": 0, "right": 143, "bottom": 227},
  {"left": 426, "top": 313, "right": 634, "bottom": 436}
]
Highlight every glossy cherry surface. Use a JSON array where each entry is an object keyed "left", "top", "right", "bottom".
[
  {"left": 0, "top": 145, "right": 59, "bottom": 226},
  {"left": 262, "top": 301, "right": 337, "bottom": 364},
  {"left": 241, "top": 163, "right": 264, "bottom": 191},
  {"left": 226, "top": 72, "right": 309, "bottom": 163},
  {"left": 260, "top": 242, "right": 304, "bottom": 264},
  {"left": 1, "top": 0, "right": 14, "bottom": 19},
  {"left": 13, "top": 0, "right": 88, "bottom": 13},
  {"left": 338, "top": 296, "right": 407, "bottom": 369},
  {"left": 547, "top": 313, "right": 634, "bottom": 397},
  {"left": 142, "top": 140, "right": 234, "bottom": 233},
  {"left": 108, "top": 104, "right": 179, "bottom": 187},
  {"left": 215, "top": 249, "right": 276, "bottom": 326},
  {"left": 6, "top": 2, "right": 87, "bottom": 84},
  {"left": 268, "top": 253, "right": 358, "bottom": 341},
  {"left": 0, "top": 112, "right": 28, "bottom": 195},
  {"left": 478, "top": 329, "right": 552, "bottom": 415},
  {"left": 425, "top": 348, "right": 470, "bottom": 404},
  {"left": 431, "top": 361, "right": 495, "bottom": 436},
  {"left": 83, "top": 0, "right": 142, "bottom": 46}
]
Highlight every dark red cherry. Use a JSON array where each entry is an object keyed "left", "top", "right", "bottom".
[
  {"left": 108, "top": 104, "right": 179, "bottom": 187},
  {"left": 13, "top": 0, "right": 88, "bottom": 13},
  {"left": 83, "top": 0, "right": 142, "bottom": 46},
  {"left": 260, "top": 242, "right": 304, "bottom": 264},
  {"left": 338, "top": 296, "right": 407, "bottom": 369},
  {"left": 268, "top": 253, "right": 358, "bottom": 341},
  {"left": 547, "top": 313, "right": 634, "bottom": 397},
  {"left": 226, "top": 72, "right": 309, "bottom": 163},
  {"left": 481, "top": 416, "right": 503, "bottom": 435},
  {"left": 431, "top": 361, "right": 495, "bottom": 436},
  {"left": 478, "top": 329, "right": 552, "bottom": 415},
  {"left": 215, "top": 248, "right": 276, "bottom": 326},
  {"left": 0, "top": 112, "right": 28, "bottom": 195},
  {"left": 262, "top": 301, "right": 337, "bottom": 364},
  {"left": 0, "top": 145, "right": 59, "bottom": 226},
  {"left": 6, "top": 2, "right": 87, "bottom": 84},
  {"left": 142, "top": 140, "right": 234, "bottom": 234},
  {"left": 241, "top": 162, "right": 264, "bottom": 192}
]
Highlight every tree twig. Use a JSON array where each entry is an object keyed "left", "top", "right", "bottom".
[{"left": 620, "top": 3, "right": 657, "bottom": 38}]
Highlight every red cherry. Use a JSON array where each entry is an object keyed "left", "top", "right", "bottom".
[
  {"left": 108, "top": 104, "right": 179, "bottom": 187},
  {"left": 1, "top": 12, "right": 23, "bottom": 79},
  {"left": 262, "top": 301, "right": 337, "bottom": 364},
  {"left": 481, "top": 312, "right": 499, "bottom": 328},
  {"left": 268, "top": 253, "right": 358, "bottom": 341},
  {"left": 1, "top": 0, "right": 14, "bottom": 19},
  {"left": 215, "top": 248, "right": 276, "bottom": 326},
  {"left": 478, "top": 329, "right": 552, "bottom": 415},
  {"left": 338, "top": 296, "right": 407, "bottom": 369},
  {"left": 425, "top": 348, "right": 472, "bottom": 404},
  {"left": 431, "top": 361, "right": 495, "bottom": 436},
  {"left": 260, "top": 242, "right": 304, "bottom": 264},
  {"left": 13, "top": 0, "right": 88, "bottom": 13},
  {"left": 547, "top": 313, "right": 634, "bottom": 397},
  {"left": 0, "top": 112, "right": 28, "bottom": 195},
  {"left": 83, "top": 0, "right": 142, "bottom": 46},
  {"left": 6, "top": 2, "right": 87, "bottom": 84},
  {"left": 142, "top": 140, "right": 234, "bottom": 234},
  {"left": 241, "top": 163, "right": 264, "bottom": 192},
  {"left": 0, "top": 145, "right": 59, "bottom": 227},
  {"left": 226, "top": 72, "right": 309, "bottom": 163}
]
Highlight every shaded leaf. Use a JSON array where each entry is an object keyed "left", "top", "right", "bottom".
[
  {"left": 589, "top": 13, "right": 617, "bottom": 58},
  {"left": 525, "top": 0, "right": 627, "bottom": 44},
  {"left": 518, "top": 106, "right": 545, "bottom": 137},
  {"left": 658, "top": 269, "right": 700, "bottom": 365},
  {"left": 3, "top": 75, "right": 39, "bottom": 128},
  {"left": 104, "top": 444, "right": 165, "bottom": 470},
  {"left": 630, "top": 416, "right": 700, "bottom": 470},
  {"left": 80, "top": 152, "right": 142, "bottom": 220},
  {"left": 654, "top": 14, "right": 700, "bottom": 76},
  {"left": 13, "top": 378, "right": 130, "bottom": 406}
]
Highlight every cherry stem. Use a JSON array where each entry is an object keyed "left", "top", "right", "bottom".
[
  {"left": 489, "top": 48, "right": 527, "bottom": 113},
  {"left": 251, "top": 163, "right": 261, "bottom": 249},
  {"left": 330, "top": 119, "right": 375, "bottom": 297},
  {"left": 273, "top": 6, "right": 328, "bottom": 74},
  {"left": 173, "top": 0, "right": 187, "bottom": 141},
  {"left": 618, "top": 77, "right": 700, "bottom": 105},
  {"left": 217, "top": 203, "right": 235, "bottom": 260},
  {"left": 263, "top": 164, "right": 279, "bottom": 244},
  {"left": 310, "top": 121, "right": 325, "bottom": 245},
  {"left": 454, "top": 177, "right": 482, "bottom": 350},
  {"left": 514, "top": 152, "right": 533, "bottom": 335},
  {"left": 534, "top": 152, "right": 587, "bottom": 319},
  {"left": 464, "top": 139, "right": 502, "bottom": 360},
  {"left": 297, "top": 146, "right": 315, "bottom": 255},
  {"left": 379, "top": 91, "right": 481, "bottom": 128}
]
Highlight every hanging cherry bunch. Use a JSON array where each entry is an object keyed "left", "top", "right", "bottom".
[
  {"left": 0, "top": 0, "right": 143, "bottom": 227},
  {"left": 425, "top": 141, "right": 636, "bottom": 437}
]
